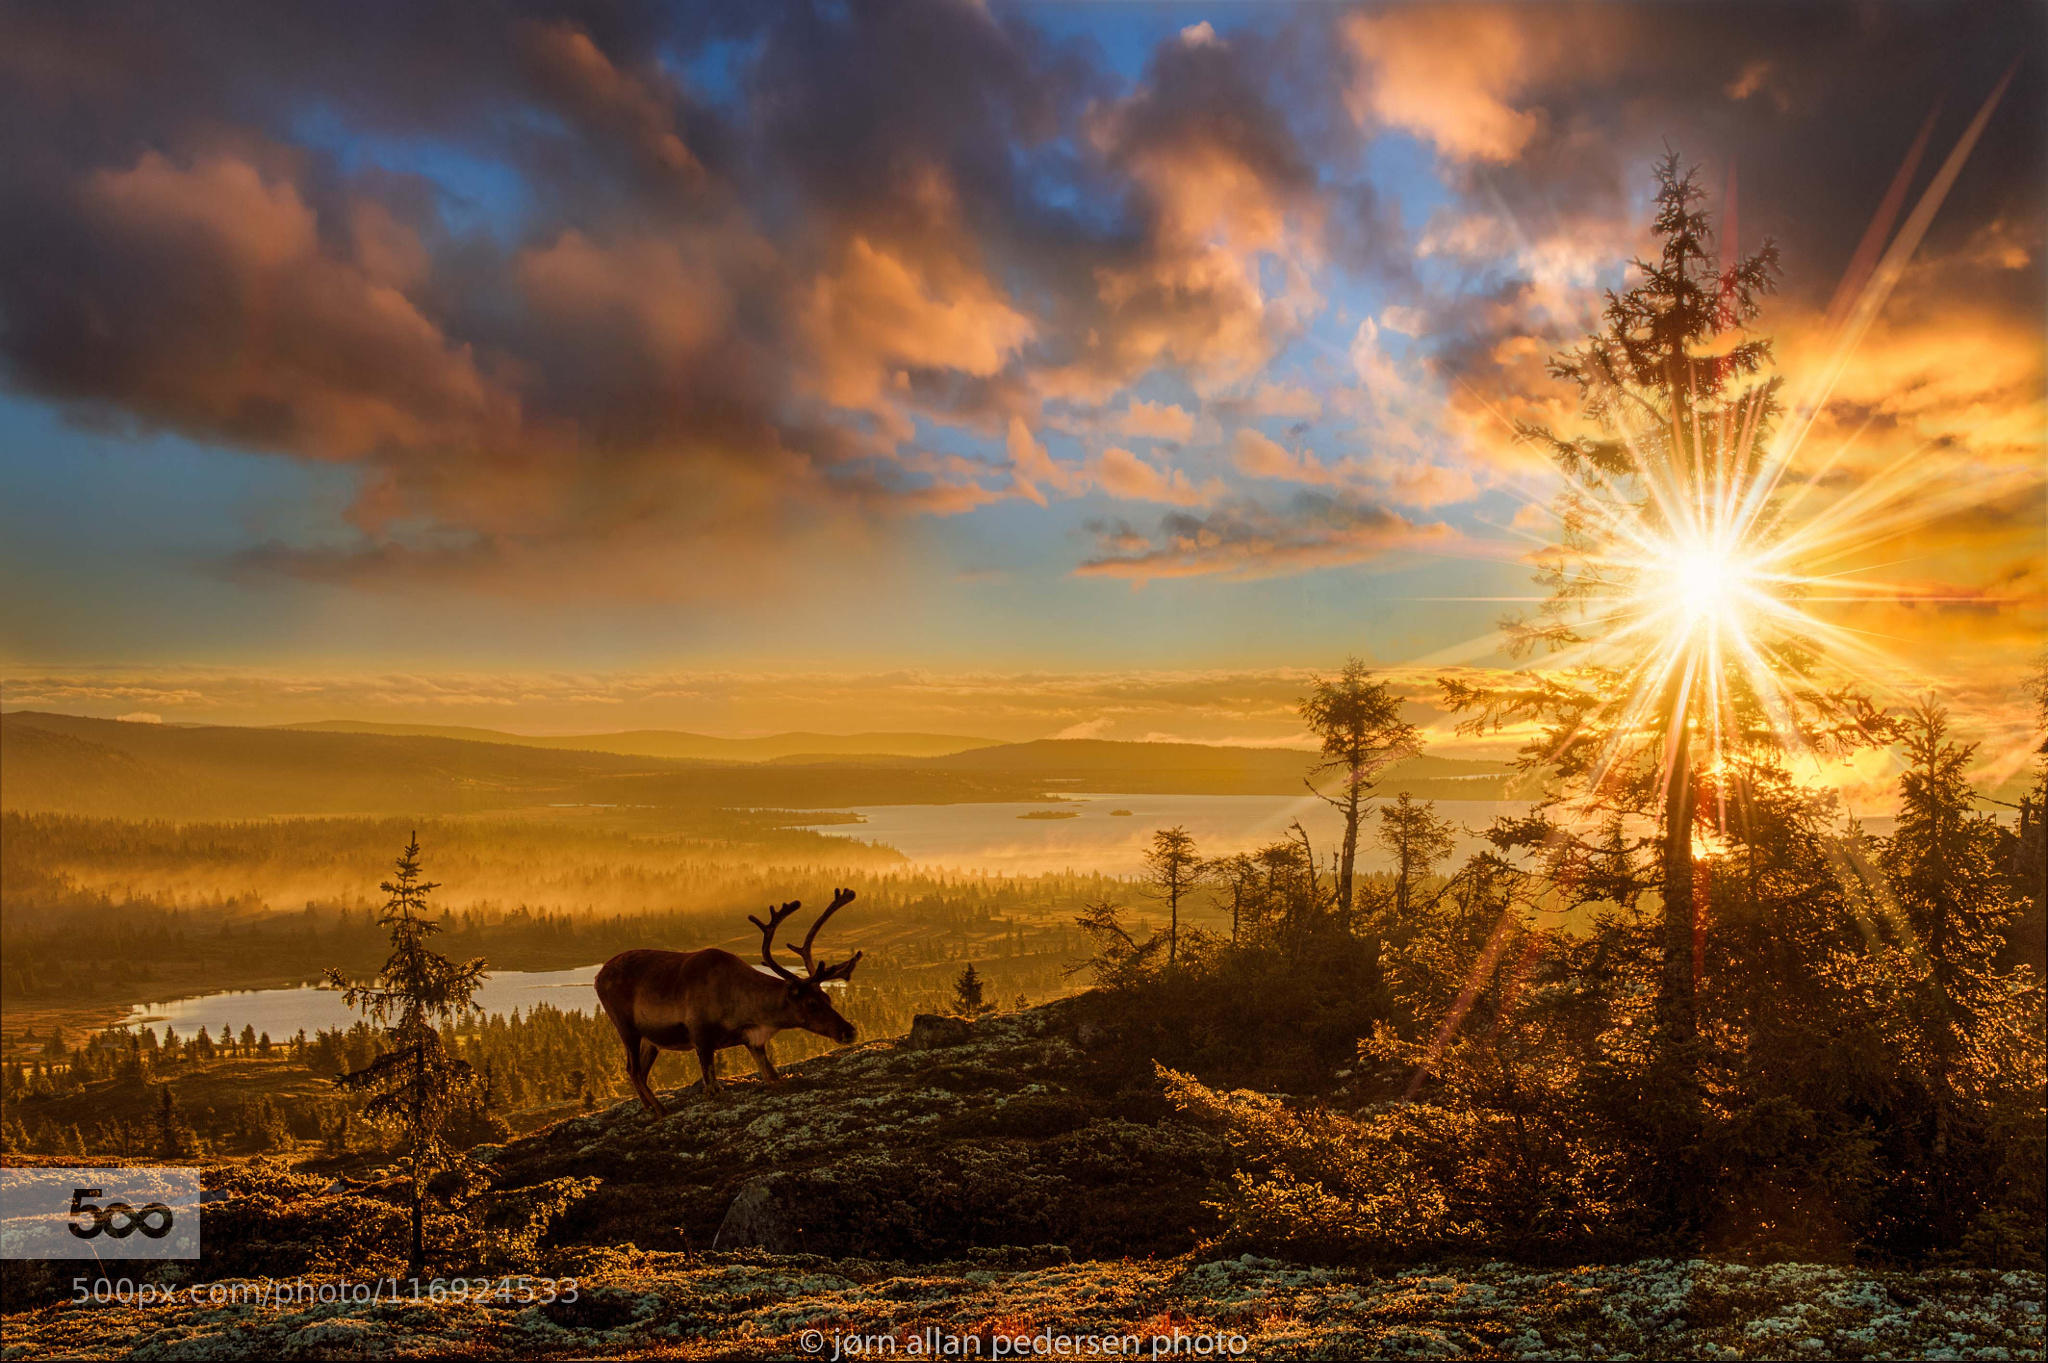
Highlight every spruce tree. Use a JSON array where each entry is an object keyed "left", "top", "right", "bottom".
[
  {"left": 1881, "top": 702, "right": 2025, "bottom": 1125},
  {"left": 953, "top": 962, "right": 989, "bottom": 1016},
  {"left": 154, "top": 1084, "right": 190, "bottom": 1159},
  {"left": 1140, "top": 827, "right": 1204, "bottom": 968},
  {"left": 1301, "top": 660, "right": 1419, "bottom": 933},
  {"left": 1378, "top": 794, "right": 1457, "bottom": 920},
  {"left": 326, "top": 833, "right": 486, "bottom": 1280}
]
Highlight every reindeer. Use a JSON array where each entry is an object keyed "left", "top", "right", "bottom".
[{"left": 594, "top": 889, "right": 862, "bottom": 1115}]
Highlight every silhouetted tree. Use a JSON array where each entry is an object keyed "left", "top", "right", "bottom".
[
  {"left": 1439, "top": 155, "right": 1893, "bottom": 1058},
  {"left": 154, "top": 1084, "right": 191, "bottom": 1159},
  {"left": 326, "top": 833, "right": 486, "bottom": 1280},
  {"left": 1207, "top": 853, "right": 1260, "bottom": 946},
  {"left": 1141, "top": 827, "right": 1204, "bottom": 967},
  {"left": 2007, "top": 657, "right": 2048, "bottom": 971},
  {"left": 1881, "top": 699, "right": 2027, "bottom": 1212},
  {"left": 1301, "top": 661, "right": 1418, "bottom": 984},
  {"left": 1379, "top": 794, "right": 1457, "bottom": 919},
  {"left": 1070, "top": 900, "right": 1167, "bottom": 990},
  {"left": 953, "top": 962, "right": 990, "bottom": 1015}
]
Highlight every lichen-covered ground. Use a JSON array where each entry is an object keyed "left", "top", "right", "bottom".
[
  {"left": 4, "top": 1252, "right": 2040, "bottom": 1361},
  {"left": 8, "top": 1003, "right": 2040, "bottom": 1358}
]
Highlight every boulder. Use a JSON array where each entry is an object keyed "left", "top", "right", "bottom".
[
  {"left": 907, "top": 1013, "right": 976, "bottom": 1050},
  {"left": 712, "top": 1176, "right": 800, "bottom": 1253},
  {"left": 1074, "top": 1018, "right": 1119, "bottom": 1051}
]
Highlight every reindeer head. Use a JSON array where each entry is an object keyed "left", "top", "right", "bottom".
[{"left": 749, "top": 888, "right": 862, "bottom": 1044}]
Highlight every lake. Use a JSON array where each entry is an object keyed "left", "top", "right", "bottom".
[
  {"left": 118, "top": 792, "right": 1528, "bottom": 1035},
  {"left": 125, "top": 965, "right": 605, "bottom": 1039},
  {"left": 801, "top": 792, "right": 1532, "bottom": 878}
]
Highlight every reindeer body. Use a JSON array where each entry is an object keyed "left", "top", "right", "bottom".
[{"left": 596, "top": 891, "right": 861, "bottom": 1115}]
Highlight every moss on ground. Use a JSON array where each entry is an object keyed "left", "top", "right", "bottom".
[{"left": 3, "top": 1254, "right": 2039, "bottom": 1361}]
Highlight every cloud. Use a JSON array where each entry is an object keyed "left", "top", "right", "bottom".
[
  {"left": 800, "top": 227, "right": 1034, "bottom": 419},
  {"left": 1077, "top": 491, "right": 1454, "bottom": 584},
  {"left": 1246, "top": 381, "right": 1322, "bottom": 421},
  {"left": 1090, "top": 446, "right": 1222, "bottom": 507},
  {"left": 1232, "top": 428, "right": 1479, "bottom": 509},
  {"left": 1232, "top": 429, "right": 1326, "bottom": 483},
  {"left": 1377, "top": 305, "right": 1428, "bottom": 336},
  {"left": 1723, "top": 59, "right": 1784, "bottom": 109},
  {"left": 1036, "top": 24, "right": 1327, "bottom": 402},
  {"left": 1114, "top": 399, "right": 1197, "bottom": 443},
  {"left": 1005, "top": 416, "right": 1080, "bottom": 506},
  {"left": 516, "top": 19, "right": 705, "bottom": 185},
  {"left": 43, "top": 150, "right": 510, "bottom": 464},
  {"left": 1339, "top": 6, "right": 1619, "bottom": 163}
]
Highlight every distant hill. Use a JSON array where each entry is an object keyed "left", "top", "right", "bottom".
[
  {"left": 0, "top": 712, "right": 1039, "bottom": 819},
  {"left": 277, "top": 720, "right": 999, "bottom": 762},
  {"left": 0, "top": 712, "right": 1514, "bottom": 820}
]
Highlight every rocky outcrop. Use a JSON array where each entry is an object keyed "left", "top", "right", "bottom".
[{"left": 483, "top": 994, "right": 1231, "bottom": 1263}]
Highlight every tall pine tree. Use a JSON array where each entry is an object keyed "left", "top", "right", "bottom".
[{"left": 326, "top": 833, "right": 486, "bottom": 1280}]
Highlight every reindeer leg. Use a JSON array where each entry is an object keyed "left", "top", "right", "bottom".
[
  {"left": 745, "top": 1041, "right": 783, "bottom": 1084},
  {"left": 635, "top": 1040, "right": 667, "bottom": 1117},
  {"left": 613, "top": 1025, "right": 662, "bottom": 1116},
  {"left": 694, "top": 1038, "right": 721, "bottom": 1096},
  {"left": 622, "top": 1032, "right": 665, "bottom": 1117}
]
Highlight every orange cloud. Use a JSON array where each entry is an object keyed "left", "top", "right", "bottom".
[
  {"left": 78, "top": 151, "right": 508, "bottom": 463},
  {"left": 1039, "top": 28, "right": 1324, "bottom": 403},
  {"left": 1232, "top": 429, "right": 1321, "bottom": 482},
  {"left": 801, "top": 228, "right": 1033, "bottom": 419},
  {"left": 517, "top": 20, "right": 703, "bottom": 183},
  {"left": 1091, "top": 446, "right": 1222, "bottom": 507},
  {"left": 1114, "top": 399, "right": 1198, "bottom": 443},
  {"left": 1005, "top": 416, "right": 1080, "bottom": 506},
  {"left": 1078, "top": 494, "right": 1456, "bottom": 584},
  {"left": 1340, "top": 7, "right": 1618, "bottom": 163}
]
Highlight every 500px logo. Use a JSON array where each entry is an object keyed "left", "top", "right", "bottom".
[
  {"left": 66, "top": 1188, "right": 178, "bottom": 1241},
  {"left": 1, "top": 1168, "right": 202, "bottom": 1261}
]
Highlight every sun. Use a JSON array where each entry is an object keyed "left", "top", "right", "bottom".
[{"left": 1661, "top": 541, "right": 1755, "bottom": 632}]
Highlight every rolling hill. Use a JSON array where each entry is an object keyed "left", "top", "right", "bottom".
[
  {"left": 0, "top": 712, "right": 1039, "bottom": 819},
  {"left": 0, "top": 711, "right": 1514, "bottom": 820},
  {"left": 276, "top": 720, "right": 999, "bottom": 762}
]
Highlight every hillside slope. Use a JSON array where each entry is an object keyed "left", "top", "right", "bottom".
[
  {"left": 0, "top": 712, "right": 1045, "bottom": 819},
  {"left": 281, "top": 720, "right": 1001, "bottom": 762},
  {"left": 1, "top": 712, "right": 1516, "bottom": 818}
]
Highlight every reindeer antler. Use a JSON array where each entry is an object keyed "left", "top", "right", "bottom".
[
  {"left": 787, "top": 887, "right": 861, "bottom": 981},
  {"left": 749, "top": 899, "right": 805, "bottom": 982}
]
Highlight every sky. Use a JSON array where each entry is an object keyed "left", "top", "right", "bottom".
[{"left": 0, "top": 1, "right": 2042, "bottom": 755}]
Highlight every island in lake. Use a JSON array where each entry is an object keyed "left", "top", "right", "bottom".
[{"left": 1017, "top": 809, "right": 1081, "bottom": 820}]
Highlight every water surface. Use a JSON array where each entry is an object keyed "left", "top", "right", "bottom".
[
  {"left": 125, "top": 965, "right": 603, "bottom": 1038},
  {"left": 802, "top": 793, "right": 1531, "bottom": 878}
]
